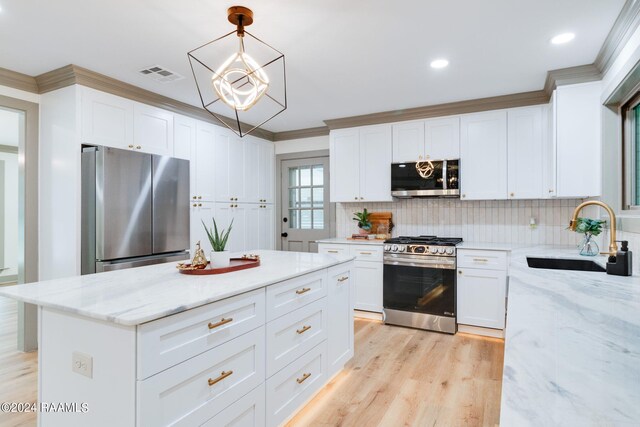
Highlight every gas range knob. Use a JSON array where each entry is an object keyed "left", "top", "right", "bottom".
[
  {"left": 437, "top": 247, "right": 446, "bottom": 254},
  {"left": 445, "top": 247, "right": 454, "bottom": 255},
  {"left": 384, "top": 245, "right": 391, "bottom": 251},
  {"left": 430, "top": 247, "right": 438, "bottom": 254},
  {"left": 398, "top": 246, "right": 406, "bottom": 252},
  {"left": 392, "top": 245, "right": 399, "bottom": 252}
]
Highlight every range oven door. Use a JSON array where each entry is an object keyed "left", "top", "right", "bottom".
[{"left": 383, "top": 254, "right": 456, "bottom": 319}]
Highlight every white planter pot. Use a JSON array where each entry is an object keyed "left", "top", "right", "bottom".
[{"left": 210, "top": 250, "right": 231, "bottom": 268}]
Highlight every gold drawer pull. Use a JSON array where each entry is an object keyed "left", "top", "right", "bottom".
[
  {"left": 327, "top": 250, "right": 339, "bottom": 253},
  {"left": 296, "top": 372, "right": 311, "bottom": 384},
  {"left": 208, "top": 317, "right": 233, "bottom": 329},
  {"left": 359, "top": 252, "right": 372, "bottom": 255},
  {"left": 208, "top": 370, "right": 233, "bottom": 386},
  {"left": 337, "top": 276, "right": 348, "bottom": 282},
  {"left": 473, "top": 258, "right": 489, "bottom": 262},
  {"left": 296, "top": 325, "right": 311, "bottom": 334},
  {"left": 296, "top": 287, "right": 311, "bottom": 295}
]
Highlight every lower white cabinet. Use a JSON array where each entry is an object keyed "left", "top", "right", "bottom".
[
  {"left": 456, "top": 249, "right": 508, "bottom": 330},
  {"left": 191, "top": 202, "right": 215, "bottom": 253},
  {"left": 327, "top": 265, "right": 354, "bottom": 377},
  {"left": 137, "top": 326, "right": 266, "bottom": 427},
  {"left": 266, "top": 341, "right": 328, "bottom": 427},
  {"left": 353, "top": 260, "right": 383, "bottom": 312},
  {"left": 201, "top": 384, "right": 265, "bottom": 427}
]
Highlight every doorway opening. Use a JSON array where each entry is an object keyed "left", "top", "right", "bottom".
[{"left": 0, "top": 107, "right": 20, "bottom": 286}]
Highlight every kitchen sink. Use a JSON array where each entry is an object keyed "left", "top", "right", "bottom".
[{"left": 526, "top": 257, "right": 606, "bottom": 272}]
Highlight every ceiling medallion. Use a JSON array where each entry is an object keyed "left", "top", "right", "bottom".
[
  {"left": 416, "top": 160, "right": 435, "bottom": 179},
  {"left": 188, "top": 6, "right": 287, "bottom": 137}
]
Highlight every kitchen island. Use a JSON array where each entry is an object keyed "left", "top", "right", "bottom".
[
  {"left": 501, "top": 246, "right": 640, "bottom": 426},
  {"left": 0, "top": 250, "right": 355, "bottom": 427}
]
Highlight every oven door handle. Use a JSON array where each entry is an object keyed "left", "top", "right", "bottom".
[{"left": 384, "top": 258, "right": 456, "bottom": 270}]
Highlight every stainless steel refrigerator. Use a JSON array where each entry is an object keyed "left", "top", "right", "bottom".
[{"left": 81, "top": 146, "right": 190, "bottom": 274}]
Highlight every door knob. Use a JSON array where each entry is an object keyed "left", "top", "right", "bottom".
[{"left": 281, "top": 232, "right": 288, "bottom": 238}]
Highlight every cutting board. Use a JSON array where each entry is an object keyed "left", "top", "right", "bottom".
[{"left": 368, "top": 211, "right": 394, "bottom": 235}]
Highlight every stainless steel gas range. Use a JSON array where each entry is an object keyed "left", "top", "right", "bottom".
[{"left": 383, "top": 235, "right": 463, "bottom": 334}]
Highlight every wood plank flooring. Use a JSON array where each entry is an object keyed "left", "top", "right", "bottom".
[
  {"left": 0, "top": 299, "right": 503, "bottom": 427},
  {"left": 286, "top": 319, "right": 504, "bottom": 427},
  {"left": 0, "top": 295, "right": 37, "bottom": 427}
]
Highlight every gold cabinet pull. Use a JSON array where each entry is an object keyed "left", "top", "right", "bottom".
[
  {"left": 473, "top": 258, "right": 489, "bottom": 262},
  {"left": 208, "top": 317, "right": 233, "bottom": 329},
  {"left": 193, "top": 203, "right": 197, "bottom": 207},
  {"left": 136, "top": 145, "right": 142, "bottom": 150},
  {"left": 359, "top": 252, "right": 372, "bottom": 255},
  {"left": 510, "top": 192, "right": 515, "bottom": 197},
  {"left": 458, "top": 270, "right": 462, "bottom": 275},
  {"left": 337, "top": 276, "right": 348, "bottom": 282},
  {"left": 296, "top": 325, "right": 311, "bottom": 334},
  {"left": 192, "top": 196, "right": 197, "bottom": 200},
  {"left": 296, "top": 372, "right": 311, "bottom": 384},
  {"left": 208, "top": 370, "right": 233, "bottom": 386},
  {"left": 295, "top": 287, "right": 311, "bottom": 295},
  {"left": 128, "top": 144, "right": 134, "bottom": 149},
  {"left": 327, "top": 250, "right": 339, "bottom": 254}
]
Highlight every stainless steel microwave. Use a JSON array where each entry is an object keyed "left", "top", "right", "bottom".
[{"left": 391, "top": 160, "right": 460, "bottom": 198}]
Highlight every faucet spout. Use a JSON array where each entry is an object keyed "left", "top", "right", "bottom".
[{"left": 569, "top": 201, "right": 617, "bottom": 256}]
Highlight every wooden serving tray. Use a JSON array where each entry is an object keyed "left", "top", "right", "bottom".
[{"left": 177, "top": 258, "right": 260, "bottom": 275}]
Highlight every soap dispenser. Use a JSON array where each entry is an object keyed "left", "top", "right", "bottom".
[{"left": 606, "top": 240, "right": 633, "bottom": 276}]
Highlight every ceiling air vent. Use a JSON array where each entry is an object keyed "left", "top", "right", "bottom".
[{"left": 138, "top": 65, "right": 184, "bottom": 83}]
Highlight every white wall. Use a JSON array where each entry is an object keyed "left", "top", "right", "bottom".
[
  {"left": 274, "top": 135, "right": 329, "bottom": 154},
  {"left": 0, "top": 84, "right": 40, "bottom": 104},
  {"left": 0, "top": 153, "right": 18, "bottom": 280}
]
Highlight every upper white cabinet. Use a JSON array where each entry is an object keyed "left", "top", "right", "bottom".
[
  {"left": 507, "top": 106, "right": 544, "bottom": 200},
  {"left": 173, "top": 114, "right": 195, "bottom": 161},
  {"left": 553, "top": 81, "right": 602, "bottom": 198},
  {"left": 392, "top": 121, "right": 424, "bottom": 163},
  {"left": 391, "top": 117, "right": 459, "bottom": 163},
  {"left": 259, "top": 142, "right": 275, "bottom": 204},
  {"left": 133, "top": 103, "right": 174, "bottom": 156},
  {"left": 425, "top": 116, "right": 460, "bottom": 159},
  {"left": 193, "top": 122, "right": 216, "bottom": 202},
  {"left": 214, "top": 127, "right": 245, "bottom": 203},
  {"left": 81, "top": 87, "right": 134, "bottom": 149},
  {"left": 330, "top": 124, "right": 392, "bottom": 202},
  {"left": 460, "top": 111, "right": 508, "bottom": 200}
]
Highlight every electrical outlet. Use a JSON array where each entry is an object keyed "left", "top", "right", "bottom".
[{"left": 72, "top": 352, "right": 93, "bottom": 378}]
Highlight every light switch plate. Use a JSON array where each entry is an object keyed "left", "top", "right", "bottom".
[{"left": 72, "top": 352, "right": 93, "bottom": 378}]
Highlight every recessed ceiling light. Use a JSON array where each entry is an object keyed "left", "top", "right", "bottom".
[
  {"left": 430, "top": 59, "right": 449, "bottom": 69},
  {"left": 551, "top": 33, "right": 575, "bottom": 45}
]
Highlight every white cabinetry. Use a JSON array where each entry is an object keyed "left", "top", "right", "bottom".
[
  {"left": 553, "top": 81, "right": 602, "bottom": 198},
  {"left": 425, "top": 116, "right": 460, "bottom": 159},
  {"left": 133, "top": 102, "right": 174, "bottom": 156},
  {"left": 330, "top": 125, "right": 392, "bottom": 202},
  {"left": 190, "top": 202, "right": 214, "bottom": 253},
  {"left": 214, "top": 128, "right": 246, "bottom": 203},
  {"left": 81, "top": 87, "right": 134, "bottom": 149},
  {"left": 214, "top": 203, "right": 247, "bottom": 253},
  {"left": 327, "top": 265, "right": 354, "bottom": 377},
  {"left": 173, "top": 114, "right": 195, "bottom": 161},
  {"left": 507, "top": 106, "right": 544, "bottom": 200},
  {"left": 392, "top": 120, "right": 424, "bottom": 163},
  {"left": 259, "top": 142, "right": 275, "bottom": 204},
  {"left": 193, "top": 121, "right": 216, "bottom": 202},
  {"left": 460, "top": 111, "right": 508, "bottom": 200},
  {"left": 457, "top": 249, "right": 508, "bottom": 330},
  {"left": 247, "top": 204, "right": 275, "bottom": 251}
]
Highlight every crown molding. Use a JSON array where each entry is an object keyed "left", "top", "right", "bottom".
[
  {"left": 323, "top": 90, "right": 549, "bottom": 130},
  {"left": 33, "top": 64, "right": 276, "bottom": 141},
  {"left": 595, "top": 0, "right": 640, "bottom": 75},
  {"left": 0, "top": 67, "right": 39, "bottom": 93},
  {"left": 543, "top": 64, "right": 602, "bottom": 96},
  {"left": 272, "top": 126, "right": 329, "bottom": 141}
]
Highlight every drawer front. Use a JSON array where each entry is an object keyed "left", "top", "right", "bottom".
[
  {"left": 457, "top": 249, "right": 508, "bottom": 271},
  {"left": 137, "top": 326, "right": 265, "bottom": 427},
  {"left": 349, "top": 244, "right": 383, "bottom": 262},
  {"left": 137, "top": 288, "right": 265, "bottom": 380},
  {"left": 318, "top": 245, "right": 349, "bottom": 257},
  {"left": 201, "top": 383, "right": 265, "bottom": 427},
  {"left": 266, "top": 341, "right": 327, "bottom": 427},
  {"left": 266, "top": 270, "right": 326, "bottom": 322},
  {"left": 266, "top": 298, "right": 327, "bottom": 377}
]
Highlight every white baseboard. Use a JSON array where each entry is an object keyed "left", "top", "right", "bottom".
[
  {"left": 457, "top": 324, "right": 505, "bottom": 338},
  {"left": 354, "top": 310, "right": 383, "bottom": 321}
]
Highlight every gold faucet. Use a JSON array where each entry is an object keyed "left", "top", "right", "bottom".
[{"left": 569, "top": 200, "right": 617, "bottom": 256}]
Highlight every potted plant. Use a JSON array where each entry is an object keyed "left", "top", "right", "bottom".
[
  {"left": 353, "top": 208, "right": 372, "bottom": 234},
  {"left": 572, "top": 217, "right": 606, "bottom": 256},
  {"left": 203, "top": 218, "right": 234, "bottom": 267}
]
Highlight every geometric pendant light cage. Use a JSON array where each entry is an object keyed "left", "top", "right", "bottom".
[{"left": 188, "top": 6, "right": 287, "bottom": 137}]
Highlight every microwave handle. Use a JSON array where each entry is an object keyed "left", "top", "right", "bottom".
[{"left": 443, "top": 159, "right": 448, "bottom": 190}]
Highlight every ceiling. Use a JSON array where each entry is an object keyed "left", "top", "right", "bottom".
[{"left": 0, "top": 0, "right": 626, "bottom": 132}]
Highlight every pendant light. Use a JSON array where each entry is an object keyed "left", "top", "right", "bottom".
[{"left": 188, "top": 6, "right": 286, "bottom": 137}]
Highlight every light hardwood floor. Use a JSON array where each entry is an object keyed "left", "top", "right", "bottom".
[
  {"left": 0, "top": 299, "right": 503, "bottom": 427},
  {"left": 286, "top": 319, "right": 504, "bottom": 427},
  {"left": 0, "top": 295, "right": 38, "bottom": 427}
]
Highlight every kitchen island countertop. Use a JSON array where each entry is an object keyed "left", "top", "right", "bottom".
[{"left": 0, "top": 250, "right": 354, "bottom": 326}]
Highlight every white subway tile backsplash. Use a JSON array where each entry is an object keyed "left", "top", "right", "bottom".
[{"left": 336, "top": 198, "right": 589, "bottom": 245}]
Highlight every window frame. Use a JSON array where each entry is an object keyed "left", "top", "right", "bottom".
[{"left": 621, "top": 89, "right": 640, "bottom": 211}]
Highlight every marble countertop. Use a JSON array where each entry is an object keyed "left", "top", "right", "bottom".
[
  {"left": 457, "top": 241, "right": 515, "bottom": 251},
  {"left": 316, "top": 237, "right": 385, "bottom": 245},
  {"left": 0, "top": 250, "right": 354, "bottom": 326},
  {"left": 500, "top": 245, "right": 640, "bottom": 426}
]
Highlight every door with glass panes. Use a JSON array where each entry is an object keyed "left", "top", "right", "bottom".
[{"left": 281, "top": 157, "right": 331, "bottom": 252}]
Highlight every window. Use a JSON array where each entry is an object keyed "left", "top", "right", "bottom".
[
  {"left": 288, "top": 165, "right": 325, "bottom": 229},
  {"left": 622, "top": 91, "right": 640, "bottom": 209}
]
